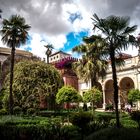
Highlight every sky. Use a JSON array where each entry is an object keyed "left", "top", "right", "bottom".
[{"left": 0, "top": 0, "right": 140, "bottom": 59}]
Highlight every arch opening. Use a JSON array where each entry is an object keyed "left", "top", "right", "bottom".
[
  {"left": 119, "top": 77, "right": 135, "bottom": 107},
  {"left": 104, "top": 79, "right": 114, "bottom": 105}
]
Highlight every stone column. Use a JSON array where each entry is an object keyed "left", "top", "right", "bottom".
[
  {"left": 118, "top": 89, "right": 121, "bottom": 109},
  {"left": 102, "top": 85, "right": 106, "bottom": 110}
]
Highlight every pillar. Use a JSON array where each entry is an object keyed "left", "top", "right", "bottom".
[
  {"left": 118, "top": 92, "right": 121, "bottom": 109},
  {"left": 102, "top": 85, "right": 106, "bottom": 109}
]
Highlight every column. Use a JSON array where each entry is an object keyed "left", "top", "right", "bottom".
[
  {"left": 118, "top": 89, "right": 121, "bottom": 109},
  {"left": 102, "top": 85, "right": 106, "bottom": 110}
]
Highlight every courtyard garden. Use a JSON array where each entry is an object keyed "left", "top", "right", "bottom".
[
  {"left": 0, "top": 10, "right": 140, "bottom": 140},
  {"left": 0, "top": 110, "right": 140, "bottom": 139}
]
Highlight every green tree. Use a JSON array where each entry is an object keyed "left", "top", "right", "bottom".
[
  {"left": 2, "top": 60, "right": 63, "bottom": 112},
  {"left": 73, "top": 35, "right": 108, "bottom": 87},
  {"left": 128, "top": 89, "right": 140, "bottom": 107},
  {"left": 92, "top": 14, "right": 137, "bottom": 127},
  {"left": 56, "top": 86, "right": 81, "bottom": 105},
  {"left": 56, "top": 86, "right": 82, "bottom": 122},
  {"left": 83, "top": 87, "right": 102, "bottom": 115},
  {"left": 0, "top": 15, "right": 31, "bottom": 114}
]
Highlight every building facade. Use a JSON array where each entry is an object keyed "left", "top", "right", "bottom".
[
  {"left": 0, "top": 47, "right": 33, "bottom": 89},
  {"left": 79, "top": 55, "right": 140, "bottom": 109},
  {"left": 49, "top": 51, "right": 79, "bottom": 91}
]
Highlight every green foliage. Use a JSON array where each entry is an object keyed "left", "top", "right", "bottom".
[
  {"left": 70, "top": 112, "right": 93, "bottom": 129},
  {"left": 0, "top": 89, "right": 5, "bottom": 109},
  {"left": 0, "top": 116, "right": 81, "bottom": 140},
  {"left": 2, "top": 60, "right": 63, "bottom": 112},
  {"left": 0, "top": 108, "right": 8, "bottom": 115},
  {"left": 83, "top": 87, "right": 102, "bottom": 103},
  {"left": 97, "top": 114, "right": 115, "bottom": 125},
  {"left": 85, "top": 128, "right": 140, "bottom": 140},
  {"left": 13, "top": 106, "right": 22, "bottom": 115},
  {"left": 130, "top": 111, "right": 140, "bottom": 128},
  {"left": 72, "top": 35, "right": 108, "bottom": 87},
  {"left": 121, "top": 118, "right": 138, "bottom": 128},
  {"left": 56, "top": 86, "right": 82, "bottom": 104},
  {"left": 70, "top": 111, "right": 93, "bottom": 138},
  {"left": 128, "top": 89, "right": 140, "bottom": 104},
  {"left": 105, "top": 103, "right": 114, "bottom": 111},
  {"left": 60, "top": 125, "right": 81, "bottom": 140},
  {"left": 27, "top": 108, "right": 36, "bottom": 115},
  {"left": 39, "top": 110, "right": 68, "bottom": 117}
]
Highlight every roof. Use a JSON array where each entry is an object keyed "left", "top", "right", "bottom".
[
  {"left": 50, "top": 50, "right": 71, "bottom": 57},
  {"left": 0, "top": 47, "right": 33, "bottom": 57},
  {"left": 116, "top": 53, "right": 132, "bottom": 59}
]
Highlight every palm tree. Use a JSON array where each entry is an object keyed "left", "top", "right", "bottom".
[
  {"left": 0, "top": 15, "right": 31, "bottom": 114},
  {"left": 92, "top": 14, "right": 137, "bottom": 128},
  {"left": 44, "top": 44, "right": 53, "bottom": 63},
  {"left": 73, "top": 35, "right": 108, "bottom": 88}
]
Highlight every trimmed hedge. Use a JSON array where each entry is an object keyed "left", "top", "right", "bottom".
[
  {"left": 85, "top": 128, "right": 140, "bottom": 140},
  {"left": 0, "top": 116, "right": 81, "bottom": 140}
]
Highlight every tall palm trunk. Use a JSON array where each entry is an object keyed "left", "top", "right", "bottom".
[
  {"left": 91, "top": 72, "right": 97, "bottom": 116},
  {"left": 9, "top": 44, "right": 15, "bottom": 115},
  {"left": 110, "top": 46, "right": 120, "bottom": 128},
  {"left": 47, "top": 55, "right": 49, "bottom": 64}
]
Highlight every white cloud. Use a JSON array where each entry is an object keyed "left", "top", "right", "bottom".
[
  {"left": 0, "top": 0, "right": 140, "bottom": 58},
  {"left": 46, "top": 34, "right": 67, "bottom": 50}
]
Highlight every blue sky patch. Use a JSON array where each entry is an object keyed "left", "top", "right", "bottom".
[{"left": 62, "top": 30, "right": 89, "bottom": 53}]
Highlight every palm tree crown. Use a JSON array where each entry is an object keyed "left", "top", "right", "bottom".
[
  {"left": 1, "top": 15, "right": 30, "bottom": 48},
  {"left": 73, "top": 35, "right": 108, "bottom": 87}
]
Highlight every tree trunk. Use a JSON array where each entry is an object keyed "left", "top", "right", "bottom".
[
  {"left": 91, "top": 72, "right": 97, "bottom": 88},
  {"left": 110, "top": 46, "right": 120, "bottom": 128},
  {"left": 9, "top": 46, "right": 15, "bottom": 115},
  {"left": 47, "top": 54, "right": 49, "bottom": 64}
]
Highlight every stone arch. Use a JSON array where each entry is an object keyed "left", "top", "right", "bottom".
[
  {"left": 104, "top": 79, "right": 114, "bottom": 105},
  {"left": 119, "top": 77, "right": 135, "bottom": 106}
]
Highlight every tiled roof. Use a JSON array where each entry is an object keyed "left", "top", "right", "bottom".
[
  {"left": 50, "top": 50, "right": 71, "bottom": 56},
  {"left": 0, "top": 47, "right": 33, "bottom": 57}
]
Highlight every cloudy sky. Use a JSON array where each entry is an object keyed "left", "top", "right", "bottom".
[{"left": 0, "top": 0, "right": 140, "bottom": 59}]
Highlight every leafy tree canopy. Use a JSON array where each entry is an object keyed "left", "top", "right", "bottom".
[
  {"left": 83, "top": 87, "right": 102, "bottom": 103},
  {"left": 56, "top": 86, "right": 82, "bottom": 104},
  {"left": 128, "top": 89, "right": 140, "bottom": 103},
  {"left": 2, "top": 60, "right": 63, "bottom": 110}
]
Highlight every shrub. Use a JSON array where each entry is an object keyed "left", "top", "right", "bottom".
[
  {"left": 121, "top": 119, "right": 138, "bottom": 128},
  {"left": 130, "top": 111, "right": 140, "bottom": 128},
  {"left": 96, "top": 113, "right": 115, "bottom": 126},
  {"left": 85, "top": 128, "right": 140, "bottom": 140},
  {"left": 0, "top": 108, "right": 7, "bottom": 115},
  {"left": 87, "top": 121, "right": 106, "bottom": 135},
  {"left": 70, "top": 112, "right": 93, "bottom": 128},
  {"left": 0, "top": 116, "right": 82, "bottom": 140},
  {"left": 70, "top": 111, "right": 93, "bottom": 137},
  {"left": 13, "top": 106, "right": 22, "bottom": 115},
  {"left": 27, "top": 108, "right": 36, "bottom": 115},
  {"left": 60, "top": 125, "right": 81, "bottom": 140},
  {"left": 39, "top": 110, "right": 68, "bottom": 117},
  {"left": 105, "top": 103, "right": 114, "bottom": 111}
]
